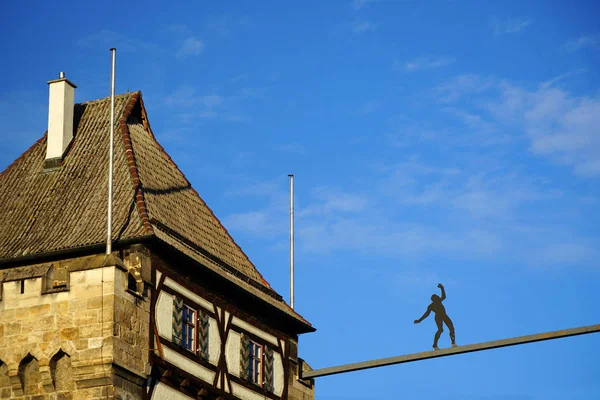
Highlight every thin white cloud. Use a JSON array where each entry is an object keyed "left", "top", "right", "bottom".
[
  {"left": 176, "top": 36, "right": 204, "bottom": 59},
  {"left": 435, "top": 72, "right": 600, "bottom": 177},
  {"left": 353, "top": 20, "right": 378, "bottom": 34},
  {"left": 224, "top": 211, "right": 284, "bottom": 238},
  {"left": 198, "top": 94, "right": 224, "bottom": 108},
  {"left": 490, "top": 16, "right": 531, "bottom": 36},
  {"left": 297, "top": 217, "right": 503, "bottom": 259},
  {"left": 432, "top": 74, "right": 495, "bottom": 103},
  {"left": 528, "top": 242, "right": 599, "bottom": 267},
  {"left": 163, "top": 24, "right": 193, "bottom": 36},
  {"left": 387, "top": 130, "right": 438, "bottom": 148},
  {"left": 164, "top": 86, "right": 252, "bottom": 122},
  {"left": 223, "top": 160, "right": 597, "bottom": 268},
  {"left": 376, "top": 158, "right": 549, "bottom": 220},
  {"left": 352, "top": 0, "right": 378, "bottom": 10},
  {"left": 225, "top": 179, "right": 282, "bottom": 199},
  {"left": 222, "top": 178, "right": 288, "bottom": 239},
  {"left": 164, "top": 86, "right": 223, "bottom": 108},
  {"left": 164, "top": 25, "right": 206, "bottom": 59},
  {"left": 229, "top": 73, "right": 249, "bottom": 84},
  {"left": 394, "top": 56, "right": 455, "bottom": 72},
  {"left": 299, "top": 186, "right": 369, "bottom": 217},
  {"left": 275, "top": 143, "right": 305, "bottom": 154},
  {"left": 442, "top": 107, "right": 512, "bottom": 146},
  {"left": 391, "top": 270, "right": 461, "bottom": 304},
  {"left": 563, "top": 35, "right": 600, "bottom": 52},
  {"left": 77, "top": 30, "right": 159, "bottom": 53},
  {"left": 356, "top": 100, "right": 380, "bottom": 115},
  {"left": 495, "top": 83, "right": 600, "bottom": 177},
  {"left": 204, "top": 15, "right": 251, "bottom": 39},
  {"left": 220, "top": 69, "right": 600, "bottom": 268},
  {"left": 540, "top": 68, "right": 587, "bottom": 89}
]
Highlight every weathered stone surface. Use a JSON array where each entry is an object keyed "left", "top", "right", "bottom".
[
  {"left": 6, "top": 333, "right": 28, "bottom": 347},
  {"left": 5, "top": 322, "right": 20, "bottom": 336},
  {"left": 79, "top": 324, "right": 102, "bottom": 339},
  {"left": 88, "top": 338, "right": 103, "bottom": 349},
  {"left": 29, "top": 304, "right": 51, "bottom": 317},
  {"left": 0, "top": 362, "right": 10, "bottom": 393},
  {"left": 288, "top": 356, "right": 316, "bottom": 400},
  {"left": 20, "top": 354, "right": 43, "bottom": 395},
  {"left": 51, "top": 352, "right": 75, "bottom": 391},
  {"left": 0, "top": 309, "right": 16, "bottom": 322},
  {"left": 57, "top": 391, "right": 74, "bottom": 400},
  {"left": 51, "top": 302, "right": 69, "bottom": 314},
  {"left": 0, "top": 256, "right": 147, "bottom": 399},
  {"left": 59, "top": 327, "right": 80, "bottom": 341},
  {"left": 86, "top": 296, "right": 103, "bottom": 310},
  {"left": 42, "top": 331, "right": 58, "bottom": 343},
  {"left": 111, "top": 263, "right": 150, "bottom": 379},
  {"left": 73, "top": 339, "right": 89, "bottom": 351}
]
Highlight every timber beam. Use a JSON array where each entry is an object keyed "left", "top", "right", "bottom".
[{"left": 301, "top": 323, "right": 600, "bottom": 379}]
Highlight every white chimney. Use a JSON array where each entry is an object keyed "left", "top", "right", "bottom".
[{"left": 46, "top": 72, "right": 77, "bottom": 164}]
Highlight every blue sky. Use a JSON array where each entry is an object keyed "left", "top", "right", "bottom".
[{"left": 1, "top": 0, "right": 599, "bottom": 398}]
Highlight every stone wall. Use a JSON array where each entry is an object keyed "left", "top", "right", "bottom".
[
  {"left": 287, "top": 339, "right": 315, "bottom": 400},
  {"left": 112, "top": 247, "right": 151, "bottom": 399},
  {"left": 0, "top": 252, "right": 150, "bottom": 400}
]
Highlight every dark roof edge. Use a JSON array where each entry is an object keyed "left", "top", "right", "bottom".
[
  {"left": 136, "top": 95, "right": 273, "bottom": 289},
  {"left": 151, "top": 218, "right": 282, "bottom": 300},
  {"left": 118, "top": 91, "right": 154, "bottom": 235},
  {"left": 152, "top": 236, "right": 316, "bottom": 334},
  {"left": 0, "top": 235, "right": 154, "bottom": 268}
]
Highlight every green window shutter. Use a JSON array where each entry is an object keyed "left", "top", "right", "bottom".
[
  {"left": 198, "top": 309, "right": 209, "bottom": 361},
  {"left": 240, "top": 333, "right": 250, "bottom": 380},
  {"left": 172, "top": 295, "right": 183, "bottom": 346},
  {"left": 263, "top": 346, "right": 275, "bottom": 393}
]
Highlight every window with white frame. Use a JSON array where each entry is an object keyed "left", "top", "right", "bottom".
[
  {"left": 172, "top": 295, "right": 210, "bottom": 360},
  {"left": 248, "top": 339, "right": 263, "bottom": 384},
  {"left": 181, "top": 304, "right": 196, "bottom": 352},
  {"left": 240, "top": 333, "right": 275, "bottom": 393}
]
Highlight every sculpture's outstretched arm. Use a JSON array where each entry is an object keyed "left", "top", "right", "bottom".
[
  {"left": 438, "top": 283, "right": 446, "bottom": 301},
  {"left": 414, "top": 307, "right": 431, "bottom": 324}
]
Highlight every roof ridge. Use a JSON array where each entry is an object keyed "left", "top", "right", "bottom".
[
  {"left": 135, "top": 95, "right": 272, "bottom": 289},
  {"left": 80, "top": 92, "right": 133, "bottom": 105},
  {"left": 118, "top": 91, "right": 154, "bottom": 235}
]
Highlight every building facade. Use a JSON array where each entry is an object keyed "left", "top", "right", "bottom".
[{"left": 0, "top": 74, "right": 315, "bottom": 399}]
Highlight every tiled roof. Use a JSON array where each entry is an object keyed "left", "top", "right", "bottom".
[
  {"left": 0, "top": 92, "right": 311, "bottom": 328},
  {"left": 0, "top": 94, "right": 146, "bottom": 258}
]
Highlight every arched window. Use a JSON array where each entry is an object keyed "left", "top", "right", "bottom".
[
  {"left": 50, "top": 350, "right": 74, "bottom": 391},
  {"left": 19, "top": 353, "right": 41, "bottom": 395},
  {"left": 0, "top": 361, "right": 11, "bottom": 395}
]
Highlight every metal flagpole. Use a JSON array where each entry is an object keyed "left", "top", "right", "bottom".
[
  {"left": 106, "top": 48, "right": 116, "bottom": 255},
  {"left": 289, "top": 174, "right": 295, "bottom": 309}
]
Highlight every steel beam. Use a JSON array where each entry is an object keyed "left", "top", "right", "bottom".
[{"left": 301, "top": 323, "right": 600, "bottom": 379}]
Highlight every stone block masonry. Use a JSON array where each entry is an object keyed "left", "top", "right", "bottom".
[{"left": 0, "top": 250, "right": 151, "bottom": 399}]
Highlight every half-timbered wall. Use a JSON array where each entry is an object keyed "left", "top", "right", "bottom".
[{"left": 151, "top": 266, "right": 290, "bottom": 400}]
